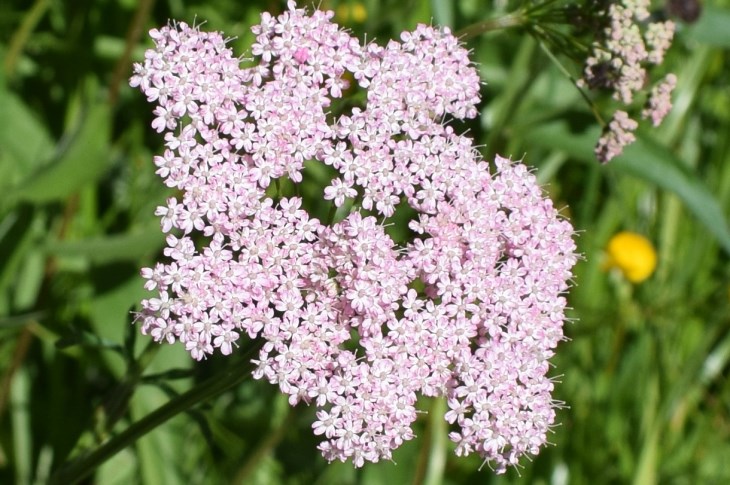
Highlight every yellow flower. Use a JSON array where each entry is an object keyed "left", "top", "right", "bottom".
[
  {"left": 604, "top": 231, "right": 657, "bottom": 283},
  {"left": 336, "top": 2, "right": 367, "bottom": 23}
]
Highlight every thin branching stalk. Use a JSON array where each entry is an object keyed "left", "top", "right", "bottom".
[{"left": 49, "top": 343, "right": 262, "bottom": 485}]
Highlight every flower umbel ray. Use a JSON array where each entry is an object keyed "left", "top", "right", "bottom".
[{"left": 131, "top": 1, "right": 577, "bottom": 473}]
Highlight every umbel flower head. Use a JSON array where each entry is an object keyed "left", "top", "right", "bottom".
[
  {"left": 131, "top": 1, "right": 577, "bottom": 473},
  {"left": 578, "top": 0, "right": 677, "bottom": 162}
]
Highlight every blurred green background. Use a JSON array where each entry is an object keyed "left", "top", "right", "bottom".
[{"left": 2, "top": 0, "right": 730, "bottom": 483}]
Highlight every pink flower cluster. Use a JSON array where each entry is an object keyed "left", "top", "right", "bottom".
[
  {"left": 131, "top": 1, "right": 577, "bottom": 473},
  {"left": 579, "top": 0, "right": 676, "bottom": 162},
  {"left": 594, "top": 110, "right": 638, "bottom": 163},
  {"left": 642, "top": 73, "right": 677, "bottom": 127}
]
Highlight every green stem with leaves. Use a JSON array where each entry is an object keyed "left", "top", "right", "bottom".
[
  {"left": 49, "top": 343, "right": 262, "bottom": 485},
  {"left": 456, "top": 12, "right": 526, "bottom": 41}
]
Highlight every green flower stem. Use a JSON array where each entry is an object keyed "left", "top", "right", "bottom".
[
  {"left": 102, "top": 341, "right": 161, "bottom": 435},
  {"left": 233, "top": 397, "right": 295, "bottom": 485},
  {"left": 49, "top": 343, "right": 261, "bottom": 485},
  {"left": 107, "top": 0, "right": 155, "bottom": 105},
  {"left": 423, "top": 397, "right": 447, "bottom": 485},
  {"left": 326, "top": 201, "right": 338, "bottom": 225},
  {"left": 484, "top": 36, "right": 537, "bottom": 162},
  {"left": 456, "top": 13, "right": 526, "bottom": 41},
  {"left": 536, "top": 40, "right": 606, "bottom": 127},
  {"left": 4, "top": 0, "right": 50, "bottom": 78},
  {"left": 412, "top": 397, "right": 447, "bottom": 485},
  {"left": 456, "top": 0, "right": 568, "bottom": 41}
]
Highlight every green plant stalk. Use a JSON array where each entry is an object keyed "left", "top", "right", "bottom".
[
  {"left": 108, "top": 0, "right": 156, "bottom": 105},
  {"left": 423, "top": 397, "right": 447, "bottom": 485},
  {"left": 632, "top": 418, "right": 660, "bottom": 485},
  {"left": 484, "top": 36, "right": 536, "bottom": 162},
  {"left": 102, "top": 341, "right": 161, "bottom": 436},
  {"left": 233, "top": 395, "right": 294, "bottom": 485},
  {"left": 326, "top": 201, "right": 338, "bottom": 225},
  {"left": 537, "top": 40, "right": 606, "bottom": 126},
  {"left": 456, "top": 0, "right": 572, "bottom": 41},
  {"left": 657, "top": 45, "right": 711, "bottom": 145},
  {"left": 49, "top": 343, "right": 261, "bottom": 485},
  {"left": 4, "top": 0, "right": 50, "bottom": 78},
  {"left": 456, "top": 12, "right": 526, "bottom": 41}
]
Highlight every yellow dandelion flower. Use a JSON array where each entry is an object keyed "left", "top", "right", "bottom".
[
  {"left": 336, "top": 2, "right": 367, "bottom": 23},
  {"left": 604, "top": 231, "right": 657, "bottom": 283}
]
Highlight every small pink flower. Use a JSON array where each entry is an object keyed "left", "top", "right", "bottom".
[
  {"left": 595, "top": 110, "right": 638, "bottom": 163},
  {"left": 323, "top": 178, "right": 356, "bottom": 207},
  {"left": 293, "top": 47, "right": 309, "bottom": 63},
  {"left": 642, "top": 73, "right": 677, "bottom": 127}
]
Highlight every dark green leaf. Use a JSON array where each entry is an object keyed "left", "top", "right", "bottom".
[
  {"left": 0, "top": 88, "right": 55, "bottom": 189},
  {"left": 141, "top": 369, "right": 196, "bottom": 382},
  {"left": 44, "top": 230, "right": 165, "bottom": 265},
  {"left": 686, "top": 5, "right": 730, "bottom": 48},
  {"left": 7, "top": 102, "right": 111, "bottom": 203},
  {"left": 56, "top": 329, "right": 124, "bottom": 353}
]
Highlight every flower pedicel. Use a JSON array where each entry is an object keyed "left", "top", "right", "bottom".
[{"left": 131, "top": 1, "right": 577, "bottom": 473}]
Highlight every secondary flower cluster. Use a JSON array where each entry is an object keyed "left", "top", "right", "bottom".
[
  {"left": 580, "top": 0, "right": 676, "bottom": 162},
  {"left": 131, "top": 1, "right": 577, "bottom": 473}
]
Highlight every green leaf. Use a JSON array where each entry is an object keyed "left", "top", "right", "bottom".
[
  {"left": 686, "top": 5, "right": 730, "bottom": 48},
  {"left": 529, "top": 121, "right": 730, "bottom": 255},
  {"left": 96, "top": 450, "right": 137, "bottom": 485},
  {"left": 131, "top": 386, "right": 185, "bottom": 485},
  {"left": 7, "top": 102, "right": 111, "bottom": 204},
  {"left": 0, "top": 207, "right": 36, "bottom": 314},
  {"left": 0, "top": 88, "right": 55, "bottom": 188},
  {"left": 10, "top": 368, "right": 33, "bottom": 485},
  {"left": 44, "top": 230, "right": 166, "bottom": 265},
  {"left": 13, "top": 244, "right": 45, "bottom": 311},
  {"left": 55, "top": 329, "right": 124, "bottom": 353}
]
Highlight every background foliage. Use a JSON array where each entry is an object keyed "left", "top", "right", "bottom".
[{"left": 1, "top": 0, "right": 730, "bottom": 483}]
